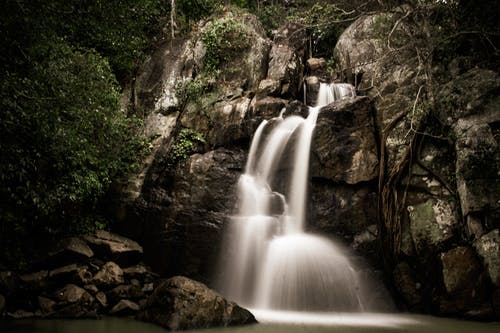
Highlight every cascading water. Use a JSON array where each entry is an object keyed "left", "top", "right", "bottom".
[{"left": 217, "top": 82, "right": 370, "bottom": 313}]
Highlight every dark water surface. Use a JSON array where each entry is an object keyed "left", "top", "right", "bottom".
[{"left": 1, "top": 314, "right": 499, "bottom": 333}]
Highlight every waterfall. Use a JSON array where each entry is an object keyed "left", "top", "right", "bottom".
[{"left": 217, "top": 82, "right": 370, "bottom": 312}]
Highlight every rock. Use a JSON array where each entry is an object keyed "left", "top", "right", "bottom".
[
  {"left": 83, "top": 284, "right": 99, "bottom": 294},
  {"left": 408, "top": 199, "right": 457, "bottom": 253},
  {"left": 92, "top": 262, "right": 124, "bottom": 288},
  {"left": 45, "top": 237, "right": 94, "bottom": 267},
  {"left": 311, "top": 182, "right": 377, "bottom": 240},
  {"left": 311, "top": 97, "right": 378, "bottom": 184},
  {"left": 0, "top": 294, "right": 5, "bottom": 314},
  {"left": 38, "top": 296, "right": 56, "bottom": 314},
  {"left": 251, "top": 96, "right": 287, "bottom": 120},
  {"left": 393, "top": 262, "right": 421, "bottom": 308},
  {"left": 19, "top": 270, "right": 48, "bottom": 291},
  {"left": 475, "top": 230, "right": 500, "bottom": 287},
  {"left": 7, "top": 309, "right": 36, "bottom": 319},
  {"left": 440, "top": 246, "right": 481, "bottom": 294},
  {"left": 142, "top": 283, "right": 154, "bottom": 293},
  {"left": 84, "top": 231, "right": 143, "bottom": 266},
  {"left": 454, "top": 120, "right": 499, "bottom": 217},
  {"left": 55, "top": 284, "right": 93, "bottom": 304},
  {"left": 110, "top": 299, "right": 140, "bottom": 316},
  {"left": 95, "top": 292, "right": 108, "bottom": 308},
  {"left": 265, "top": 21, "right": 307, "bottom": 97},
  {"left": 138, "top": 276, "right": 256, "bottom": 331},
  {"left": 0, "top": 271, "right": 19, "bottom": 295},
  {"left": 107, "top": 285, "right": 144, "bottom": 303},
  {"left": 493, "top": 289, "right": 500, "bottom": 317},
  {"left": 180, "top": 95, "right": 253, "bottom": 147},
  {"left": 304, "top": 76, "right": 320, "bottom": 106},
  {"left": 122, "top": 264, "right": 157, "bottom": 280},
  {"left": 54, "top": 284, "right": 97, "bottom": 318},
  {"left": 48, "top": 264, "right": 91, "bottom": 285},
  {"left": 306, "top": 57, "right": 327, "bottom": 71}
]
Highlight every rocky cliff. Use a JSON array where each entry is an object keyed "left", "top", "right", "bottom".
[{"left": 113, "top": 7, "right": 499, "bottom": 319}]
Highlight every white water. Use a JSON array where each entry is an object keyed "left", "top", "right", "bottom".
[{"left": 217, "top": 82, "right": 370, "bottom": 313}]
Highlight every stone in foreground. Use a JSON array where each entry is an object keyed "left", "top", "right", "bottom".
[{"left": 138, "top": 276, "right": 256, "bottom": 331}]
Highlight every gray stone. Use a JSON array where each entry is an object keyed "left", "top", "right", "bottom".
[
  {"left": 138, "top": 276, "right": 256, "bottom": 330},
  {"left": 475, "top": 230, "right": 500, "bottom": 287},
  {"left": 304, "top": 76, "right": 320, "bottom": 106},
  {"left": 251, "top": 96, "right": 287, "bottom": 119},
  {"left": 265, "top": 21, "right": 307, "bottom": 97},
  {"left": 306, "top": 57, "right": 327, "bottom": 71},
  {"left": 7, "top": 309, "right": 36, "bottom": 319},
  {"left": 408, "top": 199, "right": 457, "bottom": 253},
  {"left": 84, "top": 231, "right": 143, "bottom": 266},
  {"left": 311, "top": 97, "right": 378, "bottom": 184},
  {"left": 110, "top": 299, "right": 140, "bottom": 315},
  {"left": 53, "top": 284, "right": 97, "bottom": 318},
  {"left": 92, "top": 262, "right": 124, "bottom": 288},
  {"left": 440, "top": 246, "right": 481, "bottom": 294}
]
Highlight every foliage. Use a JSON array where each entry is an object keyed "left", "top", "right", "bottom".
[
  {"left": 201, "top": 15, "right": 252, "bottom": 73},
  {"left": 0, "top": 0, "right": 156, "bottom": 267},
  {"left": 166, "top": 129, "right": 206, "bottom": 168}
]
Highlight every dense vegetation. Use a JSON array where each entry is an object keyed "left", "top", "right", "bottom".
[{"left": 0, "top": 0, "right": 167, "bottom": 266}]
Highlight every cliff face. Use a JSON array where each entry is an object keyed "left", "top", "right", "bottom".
[
  {"left": 335, "top": 10, "right": 500, "bottom": 318},
  {"left": 114, "top": 7, "right": 499, "bottom": 319}
]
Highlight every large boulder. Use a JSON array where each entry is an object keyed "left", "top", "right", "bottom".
[
  {"left": 260, "top": 21, "right": 307, "bottom": 98},
  {"left": 475, "top": 230, "right": 500, "bottom": 287},
  {"left": 84, "top": 231, "right": 143, "bottom": 266},
  {"left": 311, "top": 96, "right": 378, "bottom": 184},
  {"left": 440, "top": 246, "right": 481, "bottom": 294},
  {"left": 138, "top": 276, "right": 256, "bottom": 331},
  {"left": 91, "top": 262, "right": 124, "bottom": 288},
  {"left": 53, "top": 284, "right": 97, "bottom": 318}
]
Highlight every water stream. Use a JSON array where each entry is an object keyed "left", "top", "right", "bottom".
[{"left": 216, "top": 83, "right": 375, "bottom": 315}]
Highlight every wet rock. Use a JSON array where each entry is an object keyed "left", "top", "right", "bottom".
[
  {"left": 84, "top": 231, "right": 143, "bottom": 266},
  {"left": 7, "top": 309, "right": 36, "bottom": 319},
  {"left": 38, "top": 296, "right": 56, "bottom": 314},
  {"left": 54, "top": 284, "right": 97, "bottom": 318},
  {"left": 45, "top": 237, "right": 94, "bottom": 267},
  {"left": 96, "top": 291, "right": 108, "bottom": 308},
  {"left": 138, "top": 276, "right": 256, "bottom": 331},
  {"left": 83, "top": 284, "right": 99, "bottom": 294},
  {"left": 304, "top": 76, "right": 320, "bottom": 106},
  {"left": 475, "top": 230, "right": 500, "bottom": 287},
  {"left": 311, "top": 97, "right": 378, "bottom": 184},
  {"left": 92, "top": 262, "right": 124, "bottom": 288},
  {"left": 19, "top": 271, "right": 48, "bottom": 291},
  {"left": 408, "top": 199, "right": 457, "bottom": 254},
  {"left": 110, "top": 299, "right": 140, "bottom": 316},
  {"left": 122, "top": 264, "right": 157, "bottom": 281},
  {"left": 107, "top": 285, "right": 144, "bottom": 303},
  {"left": 142, "top": 283, "right": 154, "bottom": 293},
  {"left": 54, "top": 284, "right": 93, "bottom": 304},
  {"left": 440, "top": 246, "right": 481, "bottom": 294}
]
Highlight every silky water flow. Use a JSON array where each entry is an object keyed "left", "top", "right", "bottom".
[{"left": 216, "top": 83, "right": 373, "bottom": 313}]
